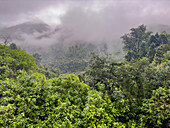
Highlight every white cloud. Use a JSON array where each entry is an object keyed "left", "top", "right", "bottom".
[
  {"left": 1, "top": 0, "right": 170, "bottom": 48},
  {"left": 36, "top": 4, "right": 68, "bottom": 26}
]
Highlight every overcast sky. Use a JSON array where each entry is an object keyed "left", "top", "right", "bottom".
[
  {"left": 0, "top": 0, "right": 169, "bottom": 26},
  {"left": 0, "top": 0, "right": 170, "bottom": 47}
]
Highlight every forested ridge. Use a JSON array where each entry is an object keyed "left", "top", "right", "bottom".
[{"left": 0, "top": 25, "right": 169, "bottom": 127}]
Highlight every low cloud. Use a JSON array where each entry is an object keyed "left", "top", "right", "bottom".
[{"left": 0, "top": 0, "right": 170, "bottom": 48}]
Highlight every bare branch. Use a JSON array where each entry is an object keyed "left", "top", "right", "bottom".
[{"left": 0, "top": 35, "right": 12, "bottom": 45}]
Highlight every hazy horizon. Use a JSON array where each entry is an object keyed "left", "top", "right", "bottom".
[{"left": 0, "top": 0, "right": 170, "bottom": 48}]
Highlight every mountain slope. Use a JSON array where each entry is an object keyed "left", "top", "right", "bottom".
[
  {"left": 148, "top": 24, "right": 170, "bottom": 33},
  {"left": 0, "top": 21, "right": 50, "bottom": 35}
]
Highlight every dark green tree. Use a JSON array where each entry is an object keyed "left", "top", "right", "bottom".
[
  {"left": 141, "top": 87, "right": 170, "bottom": 128},
  {"left": 9, "top": 43, "right": 18, "bottom": 50},
  {"left": 148, "top": 42, "right": 156, "bottom": 62},
  {"left": 121, "top": 25, "right": 152, "bottom": 61}
]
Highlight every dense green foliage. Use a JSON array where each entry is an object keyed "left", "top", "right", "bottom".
[
  {"left": 0, "top": 25, "right": 170, "bottom": 127},
  {"left": 0, "top": 45, "right": 37, "bottom": 80},
  {"left": 49, "top": 45, "right": 89, "bottom": 74},
  {"left": 48, "top": 44, "right": 106, "bottom": 74},
  {"left": 121, "top": 25, "right": 169, "bottom": 62}
]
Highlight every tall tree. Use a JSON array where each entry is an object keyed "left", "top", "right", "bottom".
[{"left": 121, "top": 25, "right": 152, "bottom": 61}]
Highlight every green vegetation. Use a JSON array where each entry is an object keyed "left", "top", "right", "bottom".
[
  {"left": 121, "top": 25, "right": 169, "bottom": 62},
  {"left": 49, "top": 44, "right": 89, "bottom": 74},
  {"left": 0, "top": 25, "right": 169, "bottom": 127}
]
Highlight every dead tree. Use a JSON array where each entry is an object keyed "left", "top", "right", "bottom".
[{"left": 0, "top": 35, "right": 12, "bottom": 46}]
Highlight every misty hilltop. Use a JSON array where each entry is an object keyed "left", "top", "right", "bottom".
[
  {"left": 0, "top": 20, "right": 50, "bottom": 35},
  {"left": 148, "top": 24, "right": 170, "bottom": 34},
  {"left": 0, "top": 0, "right": 170, "bottom": 55},
  {"left": 0, "top": 0, "right": 169, "bottom": 49},
  {"left": 1, "top": 21, "right": 170, "bottom": 47}
]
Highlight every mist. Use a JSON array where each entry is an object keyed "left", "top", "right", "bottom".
[{"left": 0, "top": 0, "right": 170, "bottom": 48}]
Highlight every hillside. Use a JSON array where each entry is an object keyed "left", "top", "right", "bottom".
[
  {"left": 0, "top": 21, "right": 50, "bottom": 35},
  {"left": 148, "top": 24, "right": 170, "bottom": 33},
  {"left": 0, "top": 25, "right": 169, "bottom": 127}
]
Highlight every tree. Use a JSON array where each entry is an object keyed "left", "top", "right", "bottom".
[
  {"left": 121, "top": 25, "right": 152, "bottom": 61},
  {"left": 49, "top": 44, "right": 89, "bottom": 74},
  {"left": 0, "top": 35, "right": 12, "bottom": 46},
  {"left": 148, "top": 32, "right": 168, "bottom": 47},
  {"left": 0, "top": 44, "right": 37, "bottom": 74},
  {"left": 33, "top": 53, "right": 42, "bottom": 64},
  {"left": 84, "top": 52, "right": 123, "bottom": 101},
  {"left": 9, "top": 43, "right": 18, "bottom": 50},
  {"left": 148, "top": 42, "right": 156, "bottom": 62},
  {"left": 141, "top": 87, "right": 170, "bottom": 128}
]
